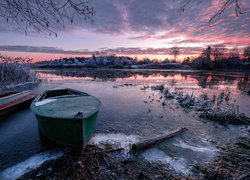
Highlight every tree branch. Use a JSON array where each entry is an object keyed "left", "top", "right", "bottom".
[
  {"left": 180, "top": 0, "right": 243, "bottom": 22},
  {"left": 0, "top": 0, "right": 94, "bottom": 36}
]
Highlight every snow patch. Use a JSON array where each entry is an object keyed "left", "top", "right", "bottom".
[
  {"left": 141, "top": 149, "right": 190, "bottom": 175},
  {"left": 90, "top": 133, "right": 139, "bottom": 152},
  {"left": 173, "top": 140, "right": 218, "bottom": 154},
  {"left": 0, "top": 151, "right": 64, "bottom": 180},
  {"left": 35, "top": 99, "right": 56, "bottom": 106}
]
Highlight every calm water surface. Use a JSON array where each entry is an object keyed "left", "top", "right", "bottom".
[{"left": 0, "top": 69, "right": 250, "bottom": 176}]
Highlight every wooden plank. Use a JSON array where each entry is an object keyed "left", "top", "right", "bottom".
[{"left": 131, "top": 127, "right": 188, "bottom": 153}]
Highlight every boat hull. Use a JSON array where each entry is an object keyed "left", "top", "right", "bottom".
[
  {"left": 0, "top": 91, "right": 37, "bottom": 117},
  {"left": 36, "top": 111, "right": 99, "bottom": 147}
]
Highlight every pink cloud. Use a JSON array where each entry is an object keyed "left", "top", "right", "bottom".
[{"left": 129, "top": 34, "right": 155, "bottom": 40}]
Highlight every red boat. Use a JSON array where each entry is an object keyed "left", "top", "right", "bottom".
[{"left": 0, "top": 90, "right": 37, "bottom": 116}]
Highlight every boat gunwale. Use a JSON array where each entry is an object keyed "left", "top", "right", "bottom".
[
  {"left": 34, "top": 88, "right": 88, "bottom": 101},
  {"left": 0, "top": 92, "right": 37, "bottom": 111},
  {"left": 0, "top": 90, "right": 31, "bottom": 101},
  {"left": 31, "top": 88, "right": 101, "bottom": 120},
  {"left": 38, "top": 94, "right": 85, "bottom": 100}
]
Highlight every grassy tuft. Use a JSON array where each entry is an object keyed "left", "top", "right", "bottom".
[
  {"left": 151, "top": 84, "right": 250, "bottom": 126},
  {"left": 200, "top": 109, "right": 250, "bottom": 126}
]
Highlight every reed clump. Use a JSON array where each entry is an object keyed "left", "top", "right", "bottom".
[
  {"left": 0, "top": 54, "right": 37, "bottom": 88},
  {"left": 151, "top": 84, "right": 250, "bottom": 126},
  {"left": 151, "top": 84, "right": 164, "bottom": 92},
  {"left": 195, "top": 137, "right": 250, "bottom": 179},
  {"left": 200, "top": 107, "right": 250, "bottom": 126}
]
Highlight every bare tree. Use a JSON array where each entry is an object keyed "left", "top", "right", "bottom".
[
  {"left": 212, "top": 44, "right": 227, "bottom": 60},
  {"left": 0, "top": 0, "right": 94, "bottom": 36},
  {"left": 202, "top": 46, "right": 212, "bottom": 61},
  {"left": 0, "top": 0, "right": 244, "bottom": 36},
  {"left": 228, "top": 47, "right": 240, "bottom": 58},
  {"left": 170, "top": 46, "right": 180, "bottom": 61},
  {"left": 244, "top": 46, "right": 250, "bottom": 60},
  {"left": 181, "top": 0, "right": 243, "bottom": 22}
]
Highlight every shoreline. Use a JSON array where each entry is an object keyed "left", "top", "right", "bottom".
[
  {"left": 33, "top": 66, "right": 250, "bottom": 74},
  {"left": 33, "top": 64, "right": 250, "bottom": 72},
  {"left": 17, "top": 136, "right": 250, "bottom": 179}
]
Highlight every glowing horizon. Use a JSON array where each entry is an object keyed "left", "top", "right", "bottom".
[{"left": 0, "top": 50, "right": 203, "bottom": 62}]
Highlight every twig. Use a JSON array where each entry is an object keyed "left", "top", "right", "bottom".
[{"left": 82, "top": 147, "right": 124, "bottom": 156}]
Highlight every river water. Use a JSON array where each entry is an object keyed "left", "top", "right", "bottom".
[{"left": 0, "top": 68, "right": 250, "bottom": 178}]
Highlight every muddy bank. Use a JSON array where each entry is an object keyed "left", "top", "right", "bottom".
[
  {"left": 19, "top": 145, "right": 183, "bottom": 180},
  {"left": 19, "top": 136, "right": 250, "bottom": 179},
  {"left": 194, "top": 136, "right": 250, "bottom": 179}
]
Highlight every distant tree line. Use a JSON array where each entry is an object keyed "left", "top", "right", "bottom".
[
  {"left": 23, "top": 43, "right": 249, "bottom": 70},
  {"left": 184, "top": 45, "right": 250, "bottom": 69}
]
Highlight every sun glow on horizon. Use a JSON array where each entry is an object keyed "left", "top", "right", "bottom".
[{"left": 1, "top": 51, "right": 202, "bottom": 62}]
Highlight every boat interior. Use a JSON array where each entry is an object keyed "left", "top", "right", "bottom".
[{"left": 39, "top": 89, "right": 85, "bottom": 100}]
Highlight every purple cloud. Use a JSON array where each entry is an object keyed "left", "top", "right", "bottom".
[{"left": 0, "top": 0, "right": 249, "bottom": 56}]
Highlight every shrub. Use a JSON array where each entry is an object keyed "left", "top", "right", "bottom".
[
  {"left": 191, "top": 57, "right": 212, "bottom": 69},
  {"left": 0, "top": 54, "right": 36, "bottom": 87}
]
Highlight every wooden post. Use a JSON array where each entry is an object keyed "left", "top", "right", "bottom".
[{"left": 131, "top": 127, "right": 187, "bottom": 153}]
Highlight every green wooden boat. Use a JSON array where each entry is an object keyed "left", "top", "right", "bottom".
[{"left": 30, "top": 88, "right": 101, "bottom": 147}]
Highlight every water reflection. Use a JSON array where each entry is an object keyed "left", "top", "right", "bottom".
[
  {"left": 238, "top": 77, "right": 250, "bottom": 92},
  {"left": 35, "top": 69, "right": 250, "bottom": 92}
]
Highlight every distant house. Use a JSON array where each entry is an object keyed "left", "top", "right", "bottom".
[
  {"left": 85, "top": 58, "right": 97, "bottom": 66},
  {"left": 113, "top": 57, "right": 132, "bottom": 66},
  {"left": 73, "top": 58, "right": 79, "bottom": 64}
]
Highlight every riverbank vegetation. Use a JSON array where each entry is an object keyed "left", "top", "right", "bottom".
[
  {"left": 19, "top": 136, "right": 250, "bottom": 179},
  {"left": 151, "top": 84, "right": 250, "bottom": 126},
  {"left": 0, "top": 54, "right": 38, "bottom": 89},
  {"left": 19, "top": 144, "right": 183, "bottom": 179},
  {"left": 195, "top": 136, "right": 250, "bottom": 179}
]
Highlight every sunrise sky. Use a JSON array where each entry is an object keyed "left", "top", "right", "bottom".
[{"left": 0, "top": 0, "right": 249, "bottom": 62}]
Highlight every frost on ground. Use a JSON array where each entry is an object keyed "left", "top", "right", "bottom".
[
  {"left": 0, "top": 151, "right": 64, "bottom": 180},
  {"left": 18, "top": 134, "right": 184, "bottom": 179},
  {"left": 19, "top": 145, "right": 184, "bottom": 180},
  {"left": 141, "top": 148, "right": 191, "bottom": 175},
  {"left": 90, "top": 133, "right": 139, "bottom": 152},
  {"left": 194, "top": 136, "right": 250, "bottom": 179},
  {"left": 17, "top": 135, "right": 250, "bottom": 179},
  {"left": 173, "top": 140, "right": 218, "bottom": 154}
]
